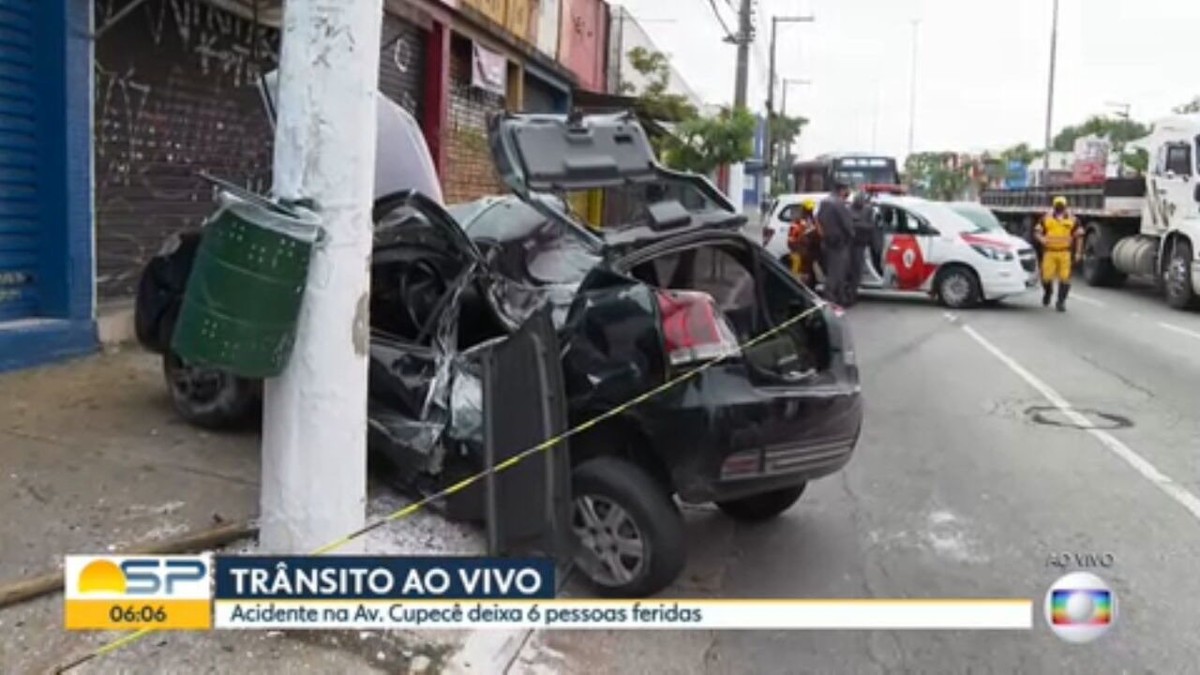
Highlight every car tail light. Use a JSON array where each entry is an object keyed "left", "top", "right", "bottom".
[
  {"left": 656, "top": 290, "right": 741, "bottom": 366},
  {"left": 720, "top": 449, "right": 762, "bottom": 479}
]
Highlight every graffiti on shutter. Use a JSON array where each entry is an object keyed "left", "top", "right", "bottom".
[
  {"left": 93, "top": 0, "right": 279, "bottom": 300},
  {"left": 379, "top": 14, "right": 427, "bottom": 120}
]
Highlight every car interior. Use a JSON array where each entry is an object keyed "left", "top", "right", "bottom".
[{"left": 627, "top": 241, "right": 833, "bottom": 384}]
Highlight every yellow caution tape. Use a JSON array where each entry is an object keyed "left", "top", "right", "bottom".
[{"left": 56, "top": 301, "right": 829, "bottom": 672}]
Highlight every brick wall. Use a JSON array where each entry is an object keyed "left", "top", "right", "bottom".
[{"left": 444, "top": 36, "right": 507, "bottom": 205}]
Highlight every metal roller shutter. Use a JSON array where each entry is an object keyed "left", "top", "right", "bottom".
[
  {"left": 93, "top": 0, "right": 279, "bottom": 301},
  {"left": 0, "top": 0, "right": 40, "bottom": 321},
  {"left": 522, "top": 76, "right": 558, "bottom": 113},
  {"left": 379, "top": 14, "right": 427, "bottom": 121}
]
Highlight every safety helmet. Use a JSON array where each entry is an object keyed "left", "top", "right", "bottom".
[
  {"left": 801, "top": 198, "right": 817, "bottom": 211},
  {"left": 1052, "top": 196, "right": 1067, "bottom": 208}
]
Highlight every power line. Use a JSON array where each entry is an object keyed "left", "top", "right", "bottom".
[{"left": 702, "top": 0, "right": 737, "bottom": 39}]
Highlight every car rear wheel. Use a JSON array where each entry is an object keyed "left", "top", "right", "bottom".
[
  {"left": 716, "top": 483, "right": 807, "bottom": 522},
  {"left": 162, "top": 352, "right": 260, "bottom": 430},
  {"left": 571, "top": 457, "right": 685, "bottom": 598},
  {"left": 936, "top": 266, "right": 981, "bottom": 309}
]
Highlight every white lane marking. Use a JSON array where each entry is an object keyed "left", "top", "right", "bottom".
[
  {"left": 1159, "top": 321, "right": 1200, "bottom": 342},
  {"left": 961, "top": 324, "right": 1200, "bottom": 523},
  {"left": 1069, "top": 292, "right": 1105, "bottom": 307}
]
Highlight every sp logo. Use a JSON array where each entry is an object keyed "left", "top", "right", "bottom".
[
  {"left": 902, "top": 249, "right": 916, "bottom": 269},
  {"left": 75, "top": 556, "right": 209, "bottom": 597},
  {"left": 122, "top": 559, "right": 207, "bottom": 595}
]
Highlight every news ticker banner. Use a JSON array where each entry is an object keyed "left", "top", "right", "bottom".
[{"left": 65, "top": 555, "right": 1038, "bottom": 632}]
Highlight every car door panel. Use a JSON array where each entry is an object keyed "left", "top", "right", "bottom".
[{"left": 879, "top": 207, "right": 938, "bottom": 291}]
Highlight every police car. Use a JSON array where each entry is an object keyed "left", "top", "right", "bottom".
[{"left": 754, "top": 193, "right": 1040, "bottom": 308}]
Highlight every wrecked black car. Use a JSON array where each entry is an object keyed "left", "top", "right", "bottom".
[{"left": 134, "top": 107, "right": 863, "bottom": 598}]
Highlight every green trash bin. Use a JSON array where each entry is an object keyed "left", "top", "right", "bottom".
[{"left": 171, "top": 186, "right": 322, "bottom": 379}]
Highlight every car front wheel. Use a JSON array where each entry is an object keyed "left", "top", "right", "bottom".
[
  {"left": 571, "top": 457, "right": 685, "bottom": 598},
  {"left": 716, "top": 483, "right": 807, "bottom": 522},
  {"left": 936, "top": 266, "right": 982, "bottom": 309}
]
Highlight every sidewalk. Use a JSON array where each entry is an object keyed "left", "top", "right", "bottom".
[{"left": 0, "top": 346, "right": 482, "bottom": 674}]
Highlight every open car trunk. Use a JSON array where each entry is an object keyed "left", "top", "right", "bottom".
[{"left": 616, "top": 233, "right": 834, "bottom": 386}]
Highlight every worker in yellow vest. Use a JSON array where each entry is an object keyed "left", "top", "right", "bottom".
[
  {"left": 1034, "top": 196, "right": 1083, "bottom": 311},
  {"left": 787, "top": 199, "right": 820, "bottom": 287}
]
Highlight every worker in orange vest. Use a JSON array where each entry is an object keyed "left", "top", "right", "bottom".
[
  {"left": 788, "top": 198, "right": 820, "bottom": 287},
  {"left": 1034, "top": 195, "right": 1084, "bottom": 311}
]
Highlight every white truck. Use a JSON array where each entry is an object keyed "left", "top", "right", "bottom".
[{"left": 981, "top": 114, "right": 1200, "bottom": 310}]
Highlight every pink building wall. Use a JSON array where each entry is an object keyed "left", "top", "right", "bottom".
[{"left": 558, "top": 0, "right": 608, "bottom": 91}]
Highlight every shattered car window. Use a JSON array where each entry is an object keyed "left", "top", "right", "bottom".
[{"left": 463, "top": 198, "right": 600, "bottom": 286}]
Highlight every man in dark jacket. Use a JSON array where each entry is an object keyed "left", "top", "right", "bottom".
[
  {"left": 817, "top": 182, "right": 855, "bottom": 304},
  {"left": 845, "top": 191, "right": 874, "bottom": 306}
]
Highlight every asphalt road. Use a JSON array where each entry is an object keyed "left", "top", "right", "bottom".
[{"left": 525, "top": 280, "right": 1200, "bottom": 673}]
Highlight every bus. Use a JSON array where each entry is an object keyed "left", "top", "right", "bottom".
[{"left": 791, "top": 153, "right": 901, "bottom": 193}]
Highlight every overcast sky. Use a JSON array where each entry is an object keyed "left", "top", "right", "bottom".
[{"left": 612, "top": 0, "right": 1200, "bottom": 161}]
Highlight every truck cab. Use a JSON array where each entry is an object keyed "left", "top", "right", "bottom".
[
  {"left": 1124, "top": 115, "right": 1200, "bottom": 308},
  {"left": 982, "top": 114, "right": 1200, "bottom": 311}
]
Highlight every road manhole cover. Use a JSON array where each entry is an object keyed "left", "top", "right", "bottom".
[{"left": 1025, "top": 406, "right": 1133, "bottom": 430}]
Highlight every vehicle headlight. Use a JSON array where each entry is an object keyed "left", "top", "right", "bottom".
[{"left": 970, "top": 244, "right": 1013, "bottom": 262}]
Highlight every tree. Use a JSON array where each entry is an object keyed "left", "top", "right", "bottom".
[
  {"left": 904, "top": 152, "right": 971, "bottom": 201},
  {"left": 1051, "top": 115, "right": 1150, "bottom": 153},
  {"left": 769, "top": 112, "right": 807, "bottom": 188},
  {"left": 1051, "top": 114, "right": 1152, "bottom": 176},
  {"left": 662, "top": 106, "right": 757, "bottom": 175},
  {"left": 1174, "top": 97, "right": 1200, "bottom": 114},
  {"left": 623, "top": 48, "right": 755, "bottom": 174},
  {"left": 622, "top": 47, "right": 697, "bottom": 122},
  {"left": 997, "top": 142, "right": 1041, "bottom": 165}
]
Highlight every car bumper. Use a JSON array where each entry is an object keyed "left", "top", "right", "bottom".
[
  {"left": 638, "top": 363, "right": 863, "bottom": 504},
  {"left": 979, "top": 263, "right": 1039, "bottom": 299}
]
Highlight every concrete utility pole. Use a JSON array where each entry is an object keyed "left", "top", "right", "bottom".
[
  {"left": 261, "top": 0, "right": 383, "bottom": 552},
  {"left": 732, "top": 0, "right": 752, "bottom": 109},
  {"left": 764, "top": 15, "right": 814, "bottom": 181},
  {"left": 1043, "top": 0, "right": 1060, "bottom": 173}
]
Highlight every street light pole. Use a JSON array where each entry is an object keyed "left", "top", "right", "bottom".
[
  {"left": 1105, "top": 101, "right": 1131, "bottom": 120},
  {"left": 1043, "top": 0, "right": 1060, "bottom": 173},
  {"left": 764, "top": 16, "right": 814, "bottom": 181},
  {"left": 907, "top": 19, "right": 920, "bottom": 157},
  {"left": 778, "top": 78, "right": 811, "bottom": 187},
  {"left": 261, "top": 0, "right": 383, "bottom": 552}
]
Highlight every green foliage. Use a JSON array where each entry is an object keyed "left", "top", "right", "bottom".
[
  {"left": 623, "top": 47, "right": 755, "bottom": 175},
  {"left": 623, "top": 47, "right": 698, "bottom": 122},
  {"left": 1174, "top": 97, "right": 1200, "bottom": 114},
  {"left": 1051, "top": 114, "right": 1152, "bottom": 175},
  {"left": 769, "top": 112, "right": 807, "bottom": 154},
  {"left": 1051, "top": 115, "right": 1150, "bottom": 153},
  {"left": 768, "top": 112, "right": 807, "bottom": 186},
  {"left": 997, "top": 142, "right": 1042, "bottom": 165},
  {"left": 662, "top": 107, "right": 757, "bottom": 175},
  {"left": 904, "top": 152, "right": 971, "bottom": 201}
]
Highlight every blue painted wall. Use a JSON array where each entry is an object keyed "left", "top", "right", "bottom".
[{"left": 0, "top": 0, "right": 96, "bottom": 371}]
